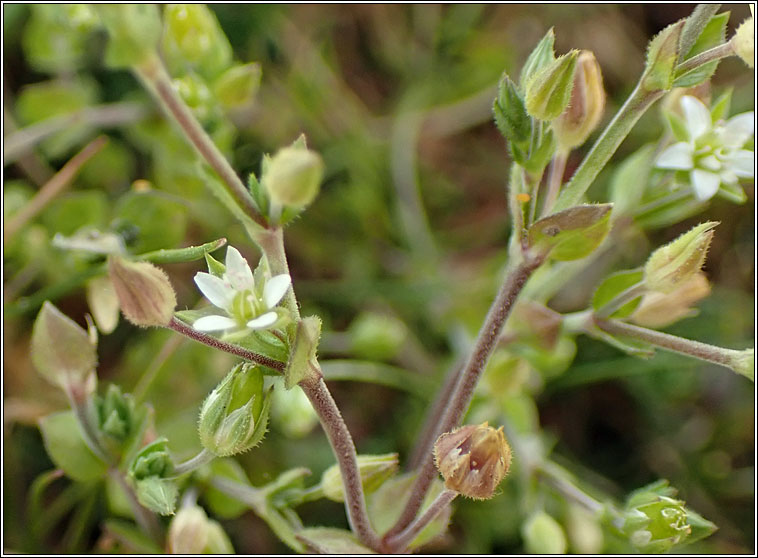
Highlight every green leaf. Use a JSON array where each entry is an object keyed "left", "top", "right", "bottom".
[
  {"left": 296, "top": 527, "right": 376, "bottom": 554},
  {"left": 32, "top": 301, "right": 98, "bottom": 391},
  {"left": 528, "top": 204, "right": 612, "bottom": 261},
  {"left": 137, "top": 238, "right": 227, "bottom": 264},
  {"left": 103, "top": 519, "right": 164, "bottom": 553},
  {"left": 42, "top": 191, "right": 109, "bottom": 236},
  {"left": 520, "top": 28, "right": 556, "bottom": 89},
  {"left": 97, "top": 4, "right": 162, "bottom": 68},
  {"left": 134, "top": 476, "right": 178, "bottom": 516},
  {"left": 609, "top": 144, "right": 656, "bottom": 216},
  {"left": 284, "top": 316, "right": 322, "bottom": 389},
  {"left": 38, "top": 411, "right": 108, "bottom": 482},
  {"left": 685, "top": 509, "right": 718, "bottom": 544},
  {"left": 368, "top": 473, "right": 451, "bottom": 550},
  {"left": 588, "top": 325, "right": 655, "bottom": 358},
  {"left": 643, "top": 20, "right": 685, "bottom": 92},
  {"left": 493, "top": 73, "right": 531, "bottom": 146},
  {"left": 673, "top": 12, "right": 729, "bottom": 87},
  {"left": 214, "top": 63, "right": 262, "bottom": 108},
  {"left": 523, "top": 128, "right": 556, "bottom": 177},
  {"left": 114, "top": 192, "right": 188, "bottom": 253},
  {"left": 202, "top": 458, "right": 251, "bottom": 519},
  {"left": 592, "top": 269, "right": 645, "bottom": 318}
]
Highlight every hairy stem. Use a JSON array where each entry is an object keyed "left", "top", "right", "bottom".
[
  {"left": 299, "top": 374, "right": 381, "bottom": 551},
  {"left": 542, "top": 150, "right": 568, "bottom": 217},
  {"left": 109, "top": 468, "right": 162, "bottom": 543},
  {"left": 250, "top": 227, "right": 300, "bottom": 319},
  {"left": 595, "top": 317, "right": 746, "bottom": 371},
  {"left": 167, "top": 318, "right": 285, "bottom": 371},
  {"left": 172, "top": 448, "right": 215, "bottom": 477},
  {"left": 553, "top": 82, "right": 663, "bottom": 212},
  {"left": 675, "top": 40, "right": 735, "bottom": 76},
  {"left": 385, "top": 489, "right": 457, "bottom": 552},
  {"left": 133, "top": 55, "right": 266, "bottom": 228},
  {"left": 386, "top": 253, "right": 544, "bottom": 540},
  {"left": 595, "top": 282, "right": 647, "bottom": 318}
]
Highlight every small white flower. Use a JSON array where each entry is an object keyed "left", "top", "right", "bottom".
[
  {"left": 193, "top": 246, "right": 291, "bottom": 333},
  {"left": 656, "top": 95, "right": 754, "bottom": 201}
]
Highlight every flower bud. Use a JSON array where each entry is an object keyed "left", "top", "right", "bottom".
[
  {"left": 86, "top": 275, "right": 120, "bottom": 334},
  {"left": 729, "top": 348, "right": 754, "bottom": 381},
  {"left": 622, "top": 496, "right": 691, "bottom": 552},
  {"left": 108, "top": 256, "right": 177, "bottom": 327},
  {"left": 198, "top": 364, "right": 273, "bottom": 456},
  {"left": 214, "top": 63, "right": 262, "bottom": 108},
  {"left": 161, "top": 5, "right": 232, "bottom": 79},
  {"left": 631, "top": 271, "right": 710, "bottom": 328},
  {"left": 733, "top": 17, "right": 754, "bottom": 69},
  {"left": 97, "top": 5, "right": 161, "bottom": 68},
  {"left": 522, "top": 510, "right": 568, "bottom": 554},
  {"left": 493, "top": 74, "right": 532, "bottom": 149},
  {"left": 263, "top": 146, "right": 325, "bottom": 208},
  {"left": 31, "top": 301, "right": 98, "bottom": 396},
  {"left": 128, "top": 438, "right": 177, "bottom": 515},
  {"left": 552, "top": 50, "right": 606, "bottom": 150},
  {"left": 434, "top": 422, "right": 511, "bottom": 500},
  {"left": 644, "top": 222, "right": 717, "bottom": 294},
  {"left": 96, "top": 384, "right": 136, "bottom": 443},
  {"left": 167, "top": 504, "right": 234, "bottom": 554},
  {"left": 321, "top": 453, "right": 399, "bottom": 502},
  {"left": 348, "top": 311, "right": 407, "bottom": 361},
  {"left": 525, "top": 50, "right": 579, "bottom": 121}
]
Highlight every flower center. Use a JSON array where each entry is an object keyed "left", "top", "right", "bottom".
[{"left": 230, "top": 290, "right": 264, "bottom": 324}]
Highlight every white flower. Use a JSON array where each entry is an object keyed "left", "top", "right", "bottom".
[
  {"left": 192, "top": 246, "right": 291, "bottom": 333},
  {"left": 656, "top": 95, "right": 754, "bottom": 201}
]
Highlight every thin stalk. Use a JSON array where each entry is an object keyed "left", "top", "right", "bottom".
[
  {"left": 553, "top": 82, "right": 663, "bottom": 212},
  {"left": 595, "top": 317, "right": 746, "bottom": 370},
  {"left": 3, "top": 136, "right": 108, "bottom": 242},
  {"left": 385, "top": 489, "right": 457, "bottom": 552},
  {"left": 166, "top": 317, "right": 285, "bottom": 371},
  {"left": 172, "top": 448, "right": 215, "bottom": 477},
  {"left": 133, "top": 55, "right": 266, "bottom": 229},
  {"left": 299, "top": 374, "right": 381, "bottom": 551},
  {"left": 542, "top": 150, "right": 568, "bottom": 217},
  {"left": 250, "top": 227, "right": 300, "bottom": 319},
  {"left": 595, "top": 282, "right": 646, "bottom": 319},
  {"left": 535, "top": 464, "right": 604, "bottom": 515},
  {"left": 109, "top": 468, "right": 162, "bottom": 544},
  {"left": 65, "top": 386, "right": 110, "bottom": 464},
  {"left": 385, "top": 252, "right": 545, "bottom": 540},
  {"left": 675, "top": 40, "right": 735, "bottom": 76}
]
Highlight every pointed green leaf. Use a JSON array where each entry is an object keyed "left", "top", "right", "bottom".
[
  {"left": 137, "top": 238, "right": 227, "bottom": 264},
  {"left": 528, "top": 204, "right": 612, "bottom": 261},
  {"left": 520, "top": 28, "right": 556, "bottom": 89},
  {"left": 673, "top": 12, "right": 729, "bottom": 87},
  {"left": 38, "top": 411, "right": 108, "bottom": 482},
  {"left": 643, "top": 20, "right": 685, "bottom": 91},
  {"left": 592, "top": 269, "right": 645, "bottom": 318}
]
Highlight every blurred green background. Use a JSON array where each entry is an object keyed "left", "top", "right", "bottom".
[{"left": 3, "top": 4, "right": 754, "bottom": 554}]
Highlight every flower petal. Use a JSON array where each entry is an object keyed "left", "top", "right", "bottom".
[
  {"left": 263, "top": 274, "right": 292, "bottom": 309},
  {"left": 246, "top": 311, "right": 278, "bottom": 330},
  {"left": 681, "top": 96, "right": 711, "bottom": 139},
  {"left": 195, "top": 272, "right": 234, "bottom": 310},
  {"left": 224, "top": 247, "right": 254, "bottom": 292},
  {"left": 691, "top": 169, "right": 721, "bottom": 201},
  {"left": 721, "top": 112, "right": 755, "bottom": 148},
  {"left": 727, "top": 150, "right": 755, "bottom": 178},
  {"left": 194, "top": 315, "right": 238, "bottom": 332},
  {"left": 656, "top": 142, "right": 693, "bottom": 170}
]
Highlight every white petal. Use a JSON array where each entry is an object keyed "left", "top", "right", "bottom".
[
  {"left": 263, "top": 274, "right": 292, "bottom": 309},
  {"left": 194, "top": 315, "right": 238, "bottom": 332},
  {"left": 699, "top": 155, "right": 721, "bottom": 171},
  {"left": 246, "top": 311, "right": 278, "bottom": 330},
  {"left": 727, "top": 150, "right": 755, "bottom": 178},
  {"left": 194, "top": 272, "right": 234, "bottom": 309},
  {"left": 656, "top": 143, "right": 693, "bottom": 170},
  {"left": 691, "top": 169, "right": 721, "bottom": 201},
  {"left": 224, "top": 247, "right": 254, "bottom": 292},
  {"left": 681, "top": 96, "right": 711, "bottom": 139},
  {"left": 721, "top": 112, "right": 755, "bottom": 148}
]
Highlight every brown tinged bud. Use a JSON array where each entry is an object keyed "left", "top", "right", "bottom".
[
  {"left": 434, "top": 422, "right": 511, "bottom": 500},
  {"left": 108, "top": 256, "right": 177, "bottom": 327},
  {"left": 631, "top": 271, "right": 710, "bottom": 328},
  {"left": 553, "top": 50, "right": 606, "bottom": 150}
]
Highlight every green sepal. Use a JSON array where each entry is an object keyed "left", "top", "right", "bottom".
[
  {"left": 296, "top": 528, "right": 376, "bottom": 554},
  {"left": 38, "top": 410, "right": 108, "bottom": 482},
  {"left": 519, "top": 28, "right": 556, "bottom": 89},
  {"left": 523, "top": 128, "right": 556, "bottom": 177},
  {"left": 592, "top": 269, "right": 645, "bottom": 318},
  {"left": 134, "top": 476, "right": 179, "bottom": 516},
  {"left": 524, "top": 51, "right": 578, "bottom": 121},
  {"left": 528, "top": 203, "right": 612, "bottom": 261},
  {"left": 284, "top": 316, "right": 322, "bottom": 389},
  {"left": 136, "top": 238, "right": 227, "bottom": 265},
  {"left": 493, "top": 73, "right": 532, "bottom": 146},
  {"left": 709, "top": 88, "right": 732, "bottom": 122}
]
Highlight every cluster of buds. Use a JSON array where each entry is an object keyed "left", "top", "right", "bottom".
[
  {"left": 433, "top": 422, "right": 512, "bottom": 500},
  {"left": 197, "top": 363, "right": 273, "bottom": 457}
]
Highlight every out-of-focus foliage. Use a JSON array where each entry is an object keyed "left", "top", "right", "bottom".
[{"left": 3, "top": 4, "right": 753, "bottom": 554}]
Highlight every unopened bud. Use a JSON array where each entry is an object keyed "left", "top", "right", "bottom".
[
  {"left": 733, "top": 17, "right": 754, "bottom": 69},
  {"left": 522, "top": 510, "right": 568, "bottom": 554},
  {"left": 31, "top": 301, "right": 98, "bottom": 396},
  {"left": 493, "top": 74, "right": 531, "bottom": 148},
  {"left": 129, "top": 438, "right": 177, "bottom": 515},
  {"left": 525, "top": 50, "right": 579, "bottom": 121},
  {"left": 632, "top": 271, "right": 710, "bottom": 328},
  {"left": 162, "top": 5, "right": 232, "bottom": 78},
  {"left": 434, "top": 422, "right": 511, "bottom": 500},
  {"left": 644, "top": 222, "right": 717, "bottom": 294},
  {"left": 214, "top": 63, "right": 262, "bottom": 108},
  {"left": 198, "top": 364, "right": 272, "bottom": 456},
  {"left": 96, "top": 384, "right": 136, "bottom": 443},
  {"left": 97, "top": 5, "right": 161, "bottom": 68},
  {"left": 263, "top": 146, "right": 324, "bottom": 208},
  {"left": 623, "top": 496, "right": 691, "bottom": 552},
  {"left": 167, "top": 504, "right": 234, "bottom": 554},
  {"left": 729, "top": 348, "right": 754, "bottom": 381},
  {"left": 553, "top": 50, "right": 606, "bottom": 149},
  {"left": 321, "top": 453, "right": 399, "bottom": 502},
  {"left": 108, "top": 256, "right": 177, "bottom": 327}
]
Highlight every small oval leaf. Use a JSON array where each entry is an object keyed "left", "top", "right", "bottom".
[{"left": 528, "top": 204, "right": 612, "bottom": 261}]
